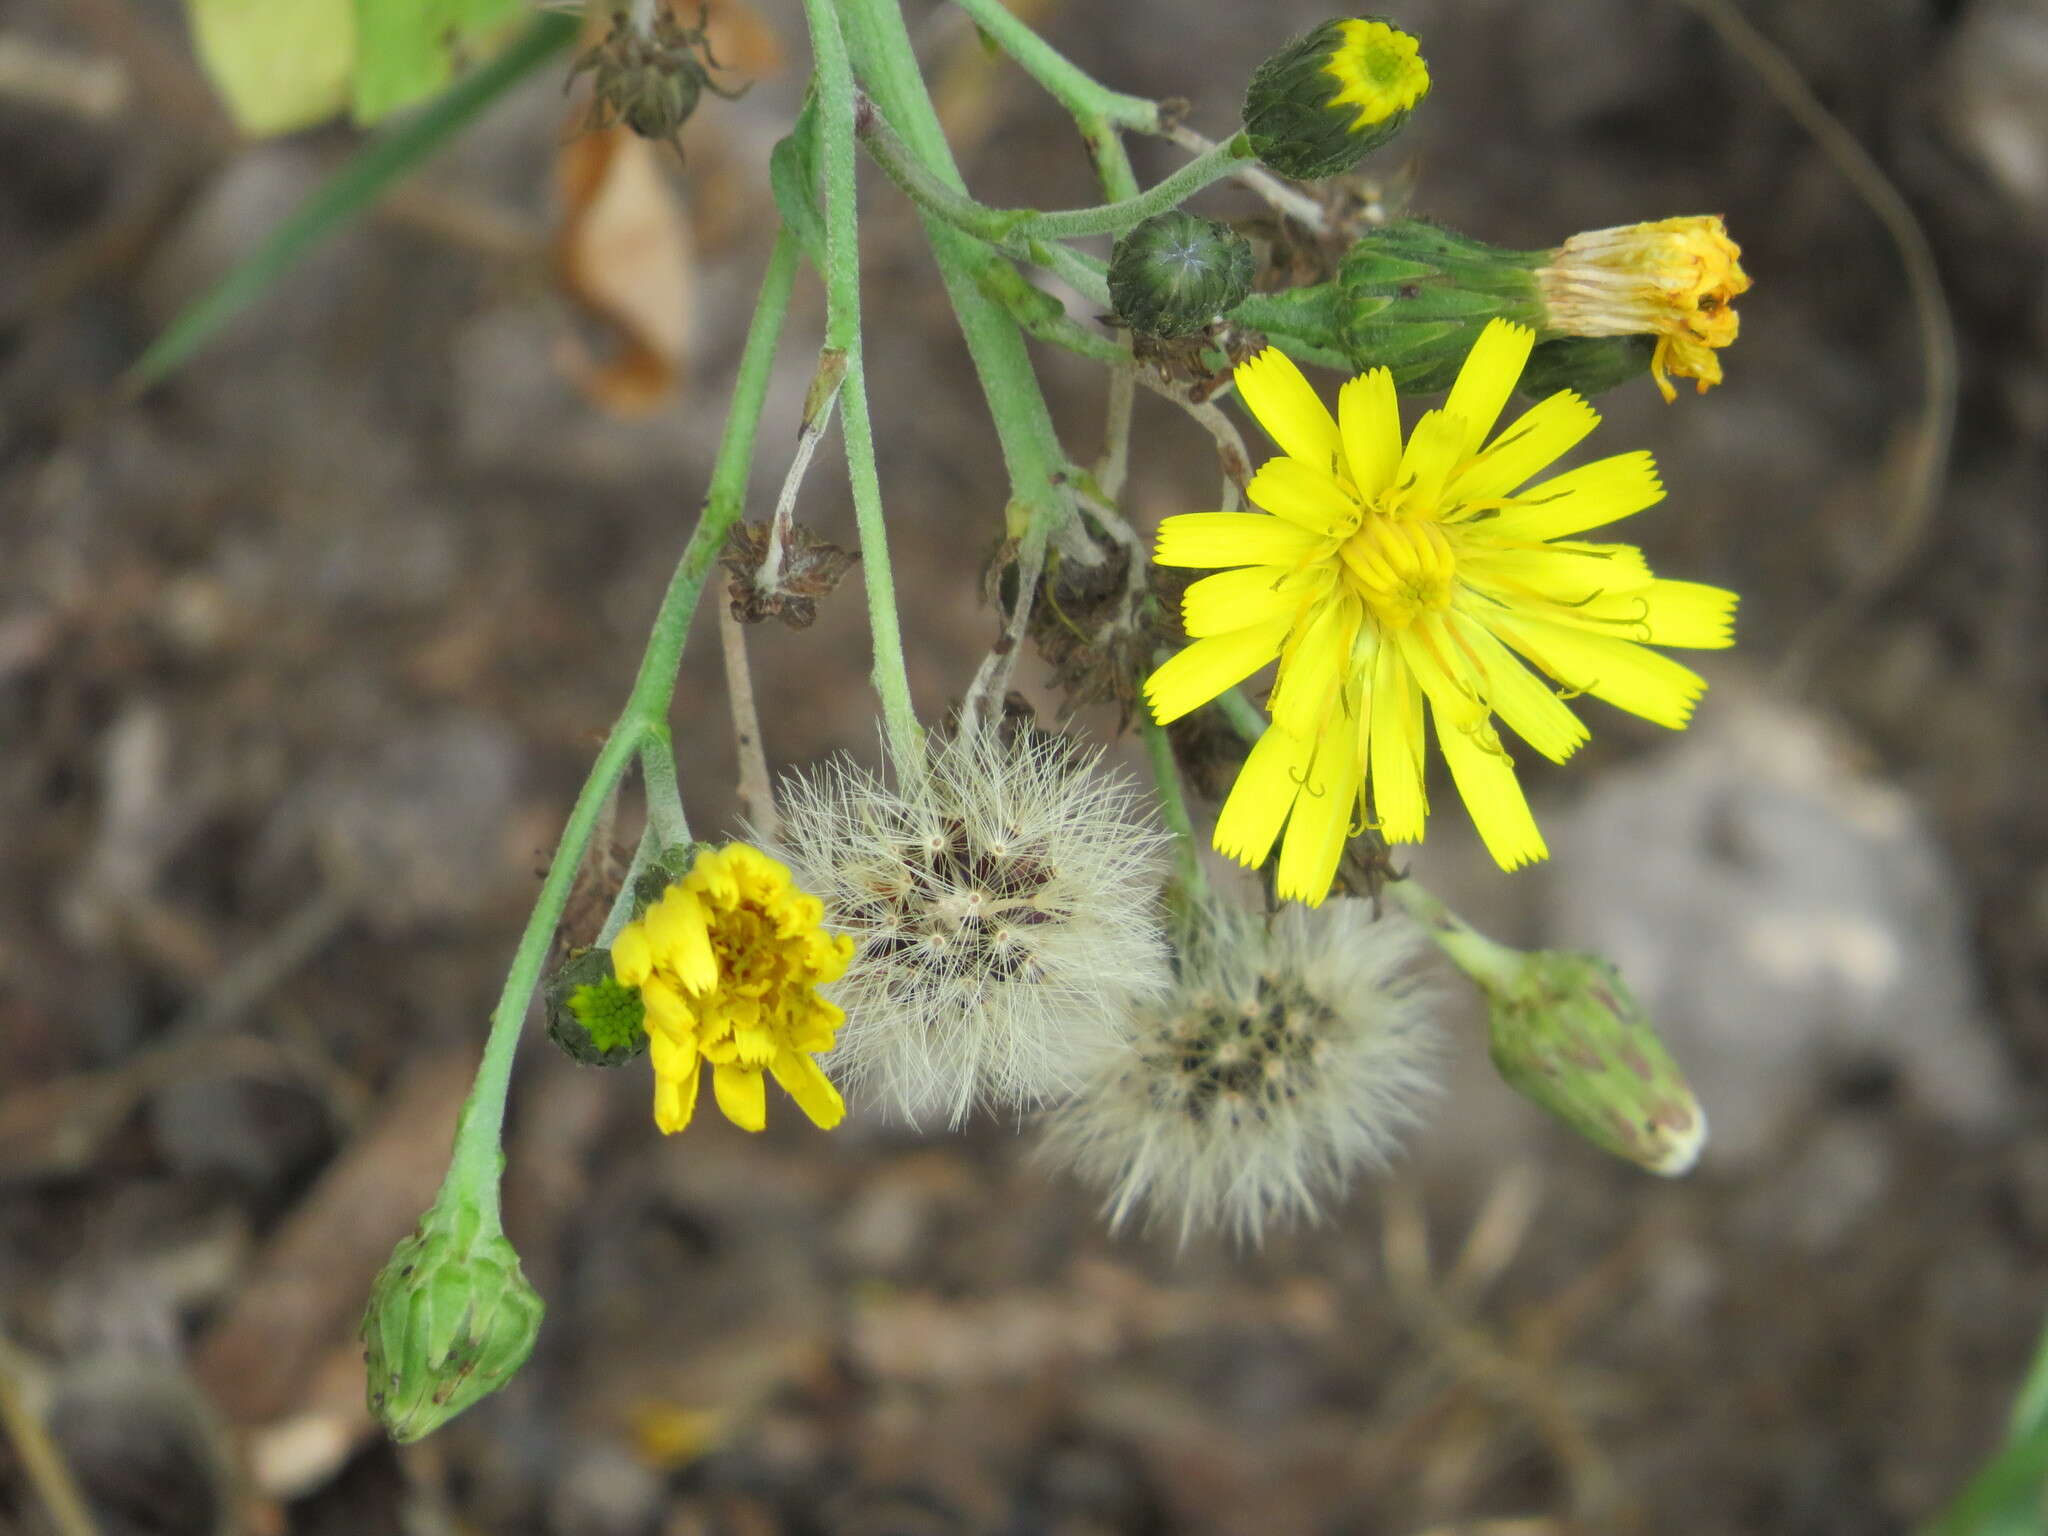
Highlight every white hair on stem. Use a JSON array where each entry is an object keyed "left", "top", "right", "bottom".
[
  {"left": 1039, "top": 898, "right": 1443, "bottom": 1246},
  {"left": 769, "top": 724, "right": 1172, "bottom": 1126}
]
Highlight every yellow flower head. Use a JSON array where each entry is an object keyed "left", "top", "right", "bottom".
[
  {"left": 1322, "top": 19, "right": 1430, "bottom": 132},
  {"left": 611, "top": 843, "right": 854, "bottom": 1135},
  {"left": 1146, "top": 321, "right": 1737, "bottom": 903},
  {"left": 1535, "top": 216, "right": 1752, "bottom": 403}
]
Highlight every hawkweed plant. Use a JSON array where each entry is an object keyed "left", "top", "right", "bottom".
[{"left": 154, "top": 0, "right": 1773, "bottom": 1435}]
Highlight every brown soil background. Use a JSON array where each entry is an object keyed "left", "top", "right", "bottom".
[{"left": 4, "top": 1, "right": 2047, "bottom": 1532}]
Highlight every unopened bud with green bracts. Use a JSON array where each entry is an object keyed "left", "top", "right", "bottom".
[
  {"left": 1392, "top": 882, "right": 1705, "bottom": 1175},
  {"left": 361, "top": 1196, "right": 544, "bottom": 1441},
  {"left": 1108, "top": 211, "right": 1255, "bottom": 339},
  {"left": 1242, "top": 18, "right": 1430, "bottom": 181},
  {"left": 545, "top": 946, "right": 648, "bottom": 1067}
]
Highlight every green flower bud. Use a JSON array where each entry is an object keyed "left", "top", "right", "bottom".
[
  {"left": 545, "top": 947, "right": 647, "bottom": 1067},
  {"left": 1481, "top": 950, "right": 1706, "bottom": 1175},
  {"left": 362, "top": 1199, "right": 544, "bottom": 1442},
  {"left": 1242, "top": 18, "right": 1430, "bottom": 181},
  {"left": 1399, "top": 887, "right": 1704, "bottom": 1175},
  {"left": 1516, "top": 335, "right": 1655, "bottom": 399},
  {"left": 1108, "top": 211, "right": 1255, "bottom": 339}
]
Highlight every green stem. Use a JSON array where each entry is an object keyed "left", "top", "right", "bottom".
[
  {"left": 439, "top": 228, "right": 801, "bottom": 1212},
  {"left": 948, "top": 0, "right": 1158, "bottom": 132},
  {"left": 1142, "top": 712, "right": 1208, "bottom": 905},
  {"left": 1020, "top": 136, "right": 1249, "bottom": 239},
  {"left": 809, "top": 0, "right": 922, "bottom": 767},
  {"left": 638, "top": 729, "right": 690, "bottom": 847},
  {"left": 839, "top": 0, "right": 1068, "bottom": 541},
  {"left": 856, "top": 108, "right": 1247, "bottom": 246},
  {"left": 972, "top": 257, "right": 1126, "bottom": 363}
]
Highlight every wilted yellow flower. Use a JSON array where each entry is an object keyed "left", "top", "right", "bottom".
[
  {"left": 1536, "top": 216, "right": 1751, "bottom": 402},
  {"left": 611, "top": 844, "right": 852, "bottom": 1134},
  {"left": 1146, "top": 320, "right": 1737, "bottom": 902}
]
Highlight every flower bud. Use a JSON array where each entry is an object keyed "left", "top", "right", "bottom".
[
  {"left": 1401, "top": 889, "right": 1704, "bottom": 1174},
  {"left": 1243, "top": 18, "right": 1429, "bottom": 181},
  {"left": 1108, "top": 211, "right": 1255, "bottom": 339},
  {"left": 1231, "top": 214, "right": 1747, "bottom": 400},
  {"left": 362, "top": 1199, "right": 544, "bottom": 1442},
  {"left": 545, "top": 946, "right": 648, "bottom": 1067},
  {"left": 1481, "top": 950, "right": 1705, "bottom": 1175}
]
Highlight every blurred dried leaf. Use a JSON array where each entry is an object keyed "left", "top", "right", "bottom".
[
  {"left": 193, "top": 1054, "right": 475, "bottom": 1427},
  {"left": 553, "top": 127, "right": 696, "bottom": 414}
]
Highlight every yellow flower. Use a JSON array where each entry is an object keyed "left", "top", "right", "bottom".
[
  {"left": 610, "top": 844, "right": 853, "bottom": 1134},
  {"left": 1145, "top": 320, "right": 1737, "bottom": 902},
  {"left": 1322, "top": 19, "right": 1430, "bottom": 132},
  {"left": 1535, "top": 216, "right": 1752, "bottom": 403}
]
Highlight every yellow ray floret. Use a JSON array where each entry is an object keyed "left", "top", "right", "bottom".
[
  {"left": 1148, "top": 320, "right": 1738, "bottom": 903},
  {"left": 612, "top": 843, "right": 853, "bottom": 1134}
]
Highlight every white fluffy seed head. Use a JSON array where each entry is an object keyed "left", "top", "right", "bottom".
[
  {"left": 1039, "top": 899, "right": 1442, "bottom": 1246},
  {"left": 770, "top": 725, "right": 1173, "bottom": 1126}
]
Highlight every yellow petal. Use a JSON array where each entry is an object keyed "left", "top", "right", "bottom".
[
  {"left": 1446, "top": 610, "right": 1588, "bottom": 764},
  {"left": 611, "top": 923, "right": 653, "bottom": 988},
  {"left": 1450, "top": 390, "right": 1600, "bottom": 505},
  {"left": 1275, "top": 718, "right": 1361, "bottom": 907},
  {"left": 1181, "top": 565, "right": 1325, "bottom": 639},
  {"left": 1338, "top": 366, "right": 1404, "bottom": 498},
  {"left": 1486, "top": 451, "right": 1664, "bottom": 541},
  {"left": 652, "top": 1053, "right": 702, "bottom": 1135},
  {"left": 1441, "top": 319, "right": 1535, "bottom": 457},
  {"left": 1490, "top": 613, "right": 1707, "bottom": 729},
  {"left": 1389, "top": 409, "right": 1467, "bottom": 511},
  {"left": 1636, "top": 580, "right": 1738, "bottom": 648},
  {"left": 1213, "top": 722, "right": 1312, "bottom": 870},
  {"left": 640, "top": 975, "right": 696, "bottom": 1036},
  {"left": 1233, "top": 348, "right": 1342, "bottom": 473},
  {"left": 712, "top": 1064, "right": 768, "bottom": 1132},
  {"left": 1433, "top": 709, "right": 1548, "bottom": 871},
  {"left": 771, "top": 1050, "right": 845, "bottom": 1130},
  {"left": 1145, "top": 619, "right": 1290, "bottom": 724},
  {"left": 647, "top": 888, "right": 717, "bottom": 995},
  {"left": 1155, "top": 512, "right": 1324, "bottom": 569},
  {"left": 1369, "top": 640, "right": 1429, "bottom": 843},
  {"left": 1268, "top": 595, "right": 1354, "bottom": 738},
  {"left": 1245, "top": 458, "right": 1361, "bottom": 536}
]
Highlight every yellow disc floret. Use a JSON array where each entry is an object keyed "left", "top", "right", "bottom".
[
  {"left": 611, "top": 843, "right": 853, "bottom": 1135},
  {"left": 1535, "top": 216, "right": 1752, "bottom": 402}
]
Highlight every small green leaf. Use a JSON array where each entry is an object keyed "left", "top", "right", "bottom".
[
  {"left": 126, "top": 12, "right": 578, "bottom": 396},
  {"left": 769, "top": 91, "right": 826, "bottom": 267},
  {"left": 352, "top": 0, "right": 523, "bottom": 125},
  {"left": 183, "top": 0, "right": 357, "bottom": 137}
]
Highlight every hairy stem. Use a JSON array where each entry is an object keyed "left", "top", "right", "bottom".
[
  {"left": 440, "top": 228, "right": 800, "bottom": 1212},
  {"left": 808, "top": 0, "right": 922, "bottom": 767}
]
